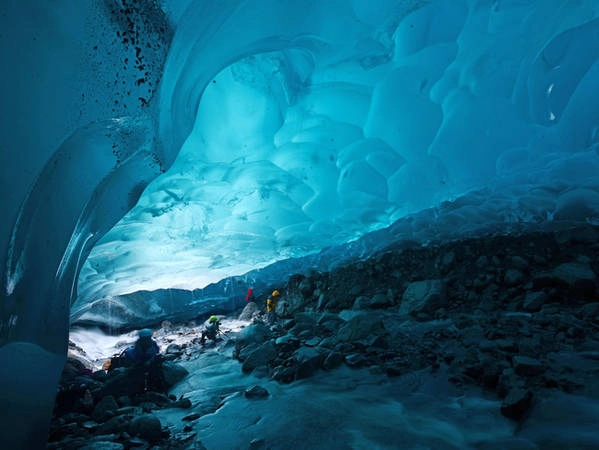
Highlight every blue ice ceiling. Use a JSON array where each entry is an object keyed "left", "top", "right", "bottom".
[
  {"left": 2, "top": 0, "right": 599, "bottom": 337},
  {"left": 1, "top": 0, "right": 599, "bottom": 445},
  {"left": 79, "top": 0, "right": 599, "bottom": 302}
]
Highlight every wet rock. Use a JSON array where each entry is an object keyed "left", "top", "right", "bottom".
[
  {"left": 116, "top": 396, "right": 132, "bottom": 407},
  {"left": 129, "top": 414, "right": 162, "bottom": 444},
  {"left": 523, "top": 291, "right": 548, "bottom": 312},
  {"left": 473, "top": 275, "right": 492, "bottom": 292},
  {"left": 171, "top": 397, "right": 192, "bottom": 409},
  {"left": 298, "top": 278, "right": 314, "bottom": 298},
  {"left": 274, "top": 334, "right": 300, "bottom": 352},
  {"left": 317, "top": 336, "right": 338, "bottom": 349},
  {"left": 239, "top": 302, "right": 261, "bottom": 321},
  {"left": 136, "top": 392, "right": 172, "bottom": 407},
  {"left": 353, "top": 293, "right": 392, "bottom": 309},
  {"left": 439, "top": 251, "right": 456, "bottom": 272},
  {"left": 511, "top": 256, "right": 529, "bottom": 270},
  {"left": 250, "top": 437, "right": 266, "bottom": 449},
  {"left": 92, "top": 395, "right": 119, "bottom": 422},
  {"left": 294, "top": 347, "right": 323, "bottom": 379},
  {"left": 495, "top": 339, "right": 519, "bottom": 353},
  {"left": 475, "top": 255, "right": 489, "bottom": 269},
  {"left": 496, "top": 368, "right": 522, "bottom": 398},
  {"left": 338, "top": 309, "right": 363, "bottom": 321},
  {"left": 345, "top": 353, "right": 368, "bottom": 368},
  {"left": 322, "top": 351, "right": 344, "bottom": 370},
  {"left": 578, "top": 302, "right": 599, "bottom": 319},
  {"left": 460, "top": 325, "right": 485, "bottom": 347},
  {"left": 270, "top": 365, "right": 297, "bottom": 383},
  {"left": 245, "top": 385, "right": 269, "bottom": 399},
  {"left": 500, "top": 388, "right": 533, "bottom": 421},
  {"left": 126, "top": 436, "right": 147, "bottom": 447},
  {"left": 289, "top": 312, "right": 319, "bottom": 336},
  {"left": 181, "top": 412, "right": 202, "bottom": 422},
  {"left": 92, "top": 370, "right": 108, "bottom": 382},
  {"left": 504, "top": 269, "right": 524, "bottom": 287},
  {"left": 400, "top": 280, "right": 446, "bottom": 316},
  {"left": 162, "top": 361, "right": 189, "bottom": 389},
  {"left": 96, "top": 414, "right": 131, "bottom": 435},
  {"left": 48, "top": 421, "right": 84, "bottom": 444},
  {"left": 242, "top": 341, "right": 277, "bottom": 373},
  {"left": 512, "top": 356, "right": 545, "bottom": 376},
  {"left": 556, "top": 226, "right": 599, "bottom": 244},
  {"left": 338, "top": 313, "right": 385, "bottom": 342},
  {"left": 165, "top": 343, "right": 182, "bottom": 355},
  {"left": 234, "top": 323, "right": 272, "bottom": 361},
  {"left": 552, "top": 262, "right": 596, "bottom": 296},
  {"left": 317, "top": 312, "right": 345, "bottom": 330},
  {"left": 80, "top": 441, "right": 124, "bottom": 450},
  {"left": 304, "top": 337, "right": 321, "bottom": 347}
]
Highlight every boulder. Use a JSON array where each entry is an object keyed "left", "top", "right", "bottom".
[
  {"left": 400, "top": 280, "right": 447, "bottom": 316},
  {"left": 579, "top": 302, "right": 599, "bottom": 318},
  {"left": 245, "top": 385, "right": 269, "bottom": 399},
  {"left": 242, "top": 341, "right": 277, "bottom": 373},
  {"left": 353, "top": 293, "right": 392, "bottom": 310},
  {"left": 298, "top": 278, "right": 314, "bottom": 298},
  {"left": 162, "top": 362, "right": 189, "bottom": 389},
  {"left": 522, "top": 291, "right": 548, "bottom": 312},
  {"left": 512, "top": 356, "right": 545, "bottom": 377},
  {"left": 504, "top": 269, "right": 524, "bottom": 287},
  {"left": 270, "top": 365, "right": 297, "bottom": 383},
  {"left": 239, "top": 302, "right": 261, "bottom": 321},
  {"left": 91, "top": 395, "right": 119, "bottom": 422},
  {"left": 129, "top": 414, "right": 162, "bottom": 444},
  {"left": 511, "top": 256, "right": 529, "bottom": 270},
  {"left": 235, "top": 323, "right": 272, "bottom": 359},
  {"left": 289, "top": 312, "right": 320, "bottom": 336},
  {"left": 274, "top": 334, "right": 300, "bottom": 353},
  {"left": 540, "top": 262, "right": 597, "bottom": 296},
  {"left": 345, "top": 353, "right": 368, "bottom": 368},
  {"left": 500, "top": 388, "right": 533, "bottom": 421},
  {"left": 165, "top": 343, "right": 182, "bottom": 355},
  {"left": 322, "top": 351, "right": 344, "bottom": 370},
  {"left": 439, "top": 251, "right": 456, "bottom": 272},
  {"left": 294, "top": 347, "right": 323, "bottom": 379},
  {"left": 317, "top": 312, "right": 345, "bottom": 330},
  {"left": 96, "top": 414, "right": 131, "bottom": 435},
  {"left": 337, "top": 313, "right": 385, "bottom": 342}
]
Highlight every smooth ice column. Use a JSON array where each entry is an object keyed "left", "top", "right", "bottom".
[
  {"left": 0, "top": 117, "right": 161, "bottom": 448},
  {"left": 0, "top": 343, "right": 64, "bottom": 449}
]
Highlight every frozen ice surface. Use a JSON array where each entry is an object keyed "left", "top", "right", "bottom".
[
  {"left": 71, "top": 322, "right": 599, "bottom": 450},
  {"left": 2, "top": 1, "right": 599, "bottom": 446}
]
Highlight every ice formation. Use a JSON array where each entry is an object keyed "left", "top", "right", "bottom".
[
  {"left": 1, "top": 0, "right": 599, "bottom": 446},
  {"left": 80, "top": 0, "right": 599, "bottom": 303}
]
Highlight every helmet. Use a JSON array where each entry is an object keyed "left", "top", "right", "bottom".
[
  {"left": 209, "top": 315, "right": 219, "bottom": 323},
  {"left": 272, "top": 290, "right": 280, "bottom": 297},
  {"left": 138, "top": 328, "right": 153, "bottom": 339}
]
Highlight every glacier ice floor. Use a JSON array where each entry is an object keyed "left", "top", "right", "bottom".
[{"left": 69, "top": 321, "right": 599, "bottom": 450}]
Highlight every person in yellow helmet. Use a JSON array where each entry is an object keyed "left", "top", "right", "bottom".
[
  {"left": 200, "top": 315, "right": 221, "bottom": 345},
  {"left": 266, "top": 290, "right": 281, "bottom": 324}
]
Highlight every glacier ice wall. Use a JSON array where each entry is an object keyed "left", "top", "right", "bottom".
[
  {"left": 1, "top": 0, "right": 599, "bottom": 445},
  {"left": 77, "top": 0, "right": 599, "bottom": 303},
  {"left": 0, "top": 1, "right": 171, "bottom": 447}
]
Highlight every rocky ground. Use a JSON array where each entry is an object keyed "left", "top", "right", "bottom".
[
  {"left": 49, "top": 224, "right": 599, "bottom": 449},
  {"left": 235, "top": 224, "right": 599, "bottom": 420}
]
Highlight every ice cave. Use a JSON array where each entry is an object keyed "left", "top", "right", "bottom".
[{"left": 1, "top": 0, "right": 599, "bottom": 448}]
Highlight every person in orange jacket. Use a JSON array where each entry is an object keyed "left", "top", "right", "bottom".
[{"left": 266, "top": 290, "right": 280, "bottom": 324}]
